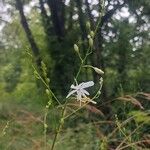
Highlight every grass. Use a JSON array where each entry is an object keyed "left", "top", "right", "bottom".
[{"left": 0, "top": 93, "right": 150, "bottom": 150}]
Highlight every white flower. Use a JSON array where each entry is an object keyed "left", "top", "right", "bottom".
[{"left": 66, "top": 81, "right": 96, "bottom": 105}]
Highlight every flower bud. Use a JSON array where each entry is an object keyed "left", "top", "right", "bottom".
[
  {"left": 45, "top": 89, "right": 50, "bottom": 95},
  {"left": 90, "top": 31, "right": 94, "bottom": 38},
  {"left": 43, "top": 71, "right": 47, "bottom": 77},
  {"left": 99, "top": 77, "right": 103, "bottom": 85},
  {"left": 46, "top": 78, "right": 50, "bottom": 83},
  {"left": 86, "top": 21, "right": 91, "bottom": 30},
  {"left": 44, "top": 123, "right": 48, "bottom": 128},
  {"left": 60, "top": 118, "right": 64, "bottom": 124},
  {"left": 97, "top": 91, "right": 101, "bottom": 95},
  {"left": 93, "top": 67, "right": 104, "bottom": 75},
  {"left": 41, "top": 61, "right": 47, "bottom": 73},
  {"left": 34, "top": 71, "right": 40, "bottom": 79},
  {"left": 89, "top": 38, "right": 93, "bottom": 47},
  {"left": 74, "top": 44, "right": 79, "bottom": 53},
  {"left": 41, "top": 61, "right": 46, "bottom": 68}
]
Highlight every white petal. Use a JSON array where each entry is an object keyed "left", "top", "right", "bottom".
[
  {"left": 81, "top": 89, "right": 90, "bottom": 95},
  {"left": 71, "top": 84, "right": 77, "bottom": 89},
  {"left": 81, "top": 92, "right": 86, "bottom": 97},
  {"left": 81, "top": 81, "right": 94, "bottom": 88},
  {"left": 77, "top": 82, "right": 84, "bottom": 88},
  {"left": 66, "top": 89, "right": 77, "bottom": 98}
]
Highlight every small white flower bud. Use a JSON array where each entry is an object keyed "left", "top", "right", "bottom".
[
  {"left": 74, "top": 44, "right": 79, "bottom": 53},
  {"left": 87, "top": 35, "right": 91, "bottom": 39},
  {"left": 99, "top": 77, "right": 103, "bottom": 85},
  {"left": 93, "top": 67, "right": 104, "bottom": 75},
  {"left": 89, "top": 38, "right": 93, "bottom": 47}
]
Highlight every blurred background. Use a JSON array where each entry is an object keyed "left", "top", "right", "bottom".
[{"left": 0, "top": 0, "right": 150, "bottom": 149}]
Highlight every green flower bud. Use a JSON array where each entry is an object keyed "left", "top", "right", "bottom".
[
  {"left": 45, "top": 89, "right": 50, "bottom": 95},
  {"left": 90, "top": 31, "right": 94, "bottom": 38},
  {"left": 89, "top": 38, "right": 93, "bottom": 47},
  {"left": 46, "top": 78, "right": 50, "bottom": 83},
  {"left": 86, "top": 21, "right": 91, "bottom": 30},
  {"left": 60, "top": 118, "right": 64, "bottom": 124},
  {"left": 93, "top": 67, "right": 104, "bottom": 75},
  {"left": 48, "top": 101, "right": 52, "bottom": 105},
  {"left": 44, "top": 123, "right": 48, "bottom": 128},
  {"left": 43, "top": 71, "right": 47, "bottom": 77},
  {"left": 34, "top": 71, "right": 40, "bottom": 79},
  {"left": 99, "top": 77, "right": 103, "bottom": 85},
  {"left": 74, "top": 44, "right": 79, "bottom": 53}
]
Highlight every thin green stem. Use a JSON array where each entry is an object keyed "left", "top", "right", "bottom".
[
  {"left": 44, "top": 108, "right": 48, "bottom": 150},
  {"left": 50, "top": 1, "right": 106, "bottom": 149},
  {"left": 116, "top": 123, "right": 144, "bottom": 150},
  {"left": 74, "top": 1, "right": 105, "bottom": 81},
  {"left": 32, "top": 65, "right": 61, "bottom": 105},
  {"left": 118, "top": 140, "right": 150, "bottom": 150},
  {"left": 50, "top": 104, "right": 67, "bottom": 150},
  {"left": 39, "top": 76, "right": 61, "bottom": 105}
]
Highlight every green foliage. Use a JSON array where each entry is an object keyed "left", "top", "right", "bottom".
[
  {"left": 129, "top": 111, "right": 150, "bottom": 124},
  {"left": 0, "top": 0, "right": 150, "bottom": 149}
]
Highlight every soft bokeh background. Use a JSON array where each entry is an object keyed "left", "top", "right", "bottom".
[{"left": 0, "top": 0, "right": 150, "bottom": 149}]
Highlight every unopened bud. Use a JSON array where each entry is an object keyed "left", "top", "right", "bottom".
[
  {"left": 45, "top": 89, "right": 50, "bottom": 95},
  {"left": 93, "top": 67, "right": 104, "bottom": 75},
  {"left": 44, "top": 123, "right": 48, "bottom": 128},
  {"left": 89, "top": 38, "right": 93, "bottom": 47},
  {"left": 43, "top": 71, "right": 47, "bottom": 77},
  {"left": 99, "top": 77, "right": 103, "bottom": 84},
  {"left": 34, "top": 71, "right": 40, "bottom": 79},
  {"left": 60, "top": 118, "right": 64, "bottom": 124},
  {"left": 90, "top": 31, "right": 94, "bottom": 38},
  {"left": 97, "top": 91, "right": 101, "bottom": 95},
  {"left": 41, "top": 61, "right": 45, "bottom": 68},
  {"left": 86, "top": 21, "right": 91, "bottom": 30},
  {"left": 46, "top": 78, "right": 50, "bottom": 83},
  {"left": 74, "top": 44, "right": 79, "bottom": 53},
  {"left": 41, "top": 61, "right": 47, "bottom": 72}
]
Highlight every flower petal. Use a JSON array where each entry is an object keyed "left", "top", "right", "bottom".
[
  {"left": 70, "top": 84, "right": 77, "bottom": 89},
  {"left": 77, "top": 82, "right": 84, "bottom": 88},
  {"left": 81, "top": 89, "right": 90, "bottom": 95},
  {"left": 81, "top": 81, "right": 94, "bottom": 88},
  {"left": 66, "top": 89, "right": 77, "bottom": 98}
]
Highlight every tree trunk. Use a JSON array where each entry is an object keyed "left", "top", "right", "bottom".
[
  {"left": 47, "top": 0, "right": 65, "bottom": 41},
  {"left": 39, "top": 0, "right": 51, "bottom": 37},
  {"left": 75, "top": 0, "right": 87, "bottom": 43},
  {"left": 68, "top": 0, "right": 74, "bottom": 30},
  {"left": 16, "top": 0, "right": 41, "bottom": 68},
  {"left": 85, "top": 0, "right": 109, "bottom": 98}
]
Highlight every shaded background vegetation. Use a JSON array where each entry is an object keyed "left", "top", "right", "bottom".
[{"left": 0, "top": 0, "right": 150, "bottom": 149}]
